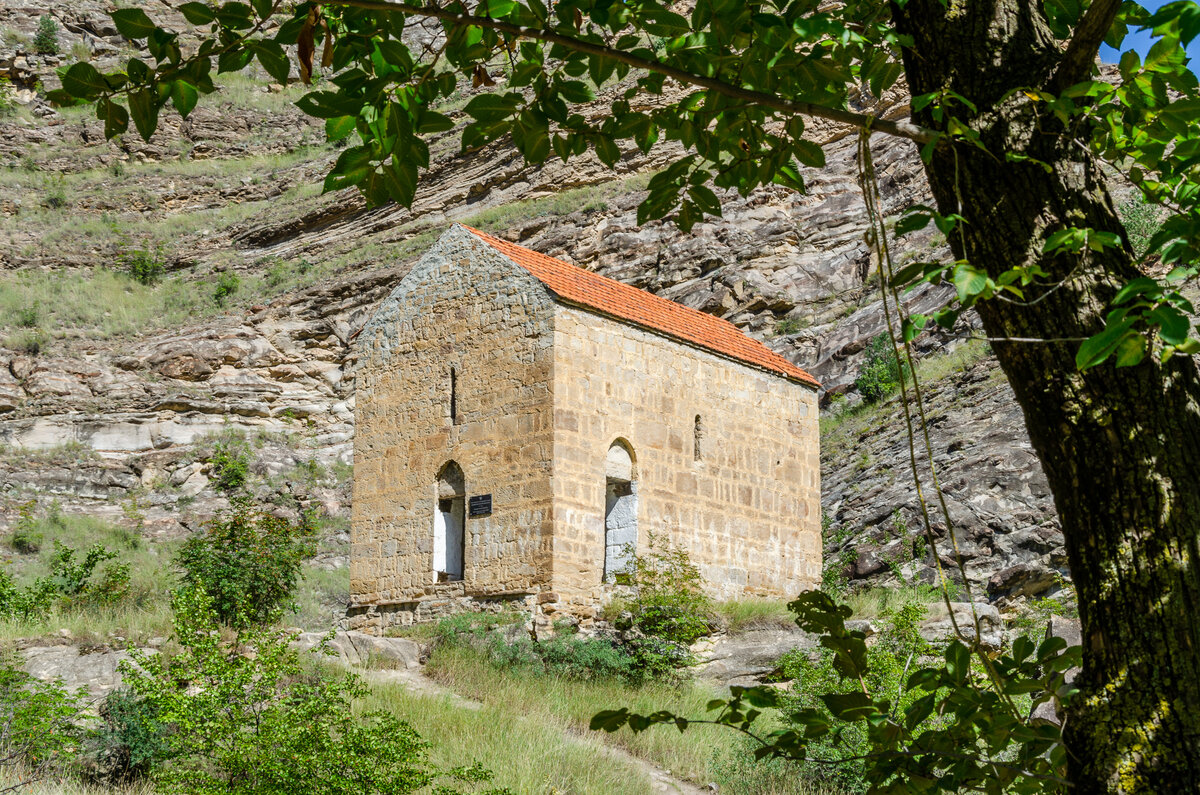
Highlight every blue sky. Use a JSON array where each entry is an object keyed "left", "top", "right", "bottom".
[{"left": 1098, "top": 0, "right": 1200, "bottom": 63}]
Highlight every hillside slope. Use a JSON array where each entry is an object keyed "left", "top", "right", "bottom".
[{"left": 0, "top": 2, "right": 1062, "bottom": 607}]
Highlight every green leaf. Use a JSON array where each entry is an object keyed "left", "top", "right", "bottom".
[
  {"left": 254, "top": 41, "right": 290, "bottom": 84},
  {"left": 127, "top": 87, "right": 160, "bottom": 142},
  {"left": 794, "top": 139, "right": 825, "bottom": 168},
  {"left": 111, "top": 8, "right": 158, "bottom": 40},
  {"left": 60, "top": 62, "right": 107, "bottom": 99},
  {"left": 1077, "top": 317, "right": 1138, "bottom": 370},
  {"left": 98, "top": 99, "right": 129, "bottom": 138},
  {"left": 945, "top": 641, "right": 970, "bottom": 682},
  {"left": 952, "top": 263, "right": 990, "bottom": 302},
  {"left": 820, "top": 692, "right": 875, "bottom": 721},
  {"left": 323, "top": 145, "right": 374, "bottom": 192},
  {"left": 325, "top": 116, "right": 356, "bottom": 142},
  {"left": 251, "top": 0, "right": 274, "bottom": 19},
  {"left": 171, "top": 80, "right": 199, "bottom": 117},
  {"left": 177, "top": 2, "right": 217, "bottom": 25},
  {"left": 463, "top": 93, "right": 521, "bottom": 122}
]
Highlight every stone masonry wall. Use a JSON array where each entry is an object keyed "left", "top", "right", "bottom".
[
  {"left": 350, "top": 227, "right": 557, "bottom": 631},
  {"left": 548, "top": 305, "right": 822, "bottom": 616}
]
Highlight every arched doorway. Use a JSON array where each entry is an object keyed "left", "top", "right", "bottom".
[
  {"left": 434, "top": 461, "right": 465, "bottom": 582},
  {"left": 604, "top": 440, "right": 637, "bottom": 582}
]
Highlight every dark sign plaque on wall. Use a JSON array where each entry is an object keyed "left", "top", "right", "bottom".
[{"left": 468, "top": 494, "right": 492, "bottom": 516}]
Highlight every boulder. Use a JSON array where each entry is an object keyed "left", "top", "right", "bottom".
[
  {"left": 291, "top": 631, "right": 421, "bottom": 669},
  {"left": 693, "top": 627, "right": 816, "bottom": 686},
  {"left": 22, "top": 645, "right": 142, "bottom": 700}
]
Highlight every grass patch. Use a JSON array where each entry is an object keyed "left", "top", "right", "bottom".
[
  {"left": 840, "top": 584, "right": 947, "bottom": 620},
  {"left": 460, "top": 171, "right": 652, "bottom": 232},
  {"left": 421, "top": 643, "right": 831, "bottom": 793},
  {"left": 358, "top": 679, "right": 657, "bottom": 794},
  {"left": 713, "top": 597, "right": 796, "bottom": 632},
  {"left": 0, "top": 269, "right": 212, "bottom": 339},
  {"left": 821, "top": 338, "right": 994, "bottom": 453},
  {"left": 0, "top": 509, "right": 176, "bottom": 645}
]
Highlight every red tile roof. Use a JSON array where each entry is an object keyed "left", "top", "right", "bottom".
[{"left": 461, "top": 225, "right": 819, "bottom": 388}]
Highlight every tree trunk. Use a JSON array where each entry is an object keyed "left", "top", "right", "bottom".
[{"left": 889, "top": 1, "right": 1200, "bottom": 790}]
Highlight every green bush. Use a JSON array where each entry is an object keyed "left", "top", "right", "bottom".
[
  {"left": 435, "top": 614, "right": 644, "bottom": 684},
  {"left": 596, "top": 590, "right": 1080, "bottom": 795},
  {"left": 120, "top": 246, "right": 166, "bottom": 286},
  {"left": 618, "top": 534, "right": 714, "bottom": 646},
  {"left": 854, "top": 332, "right": 907, "bottom": 403},
  {"left": 86, "top": 688, "right": 171, "bottom": 785},
  {"left": 207, "top": 436, "right": 251, "bottom": 493},
  {"left": 775, "top": 596, "right": 933, "bottom": 793},
  {"left": 45, "top": 542, "right": 131, "bottom": 610},
  {"left": 212, "top": 272, "right": 240, "bottom": 306},
  {"left": 33, "top": 14, "right": 58, "bottom": 55},
  {"left": 11, "top": 499, "right": 42, "bottom": 553},
  {"left": 0, "top": 77, "right": 15, "bottom": 116},
  {"left": 176, "top": 500, "right": 317, "bottom": 627},
  {"left": 0, "top": 654, "right": 87, "bottom": 784},
  {"left": 121, "top": 587, "right": 505, "bottom": 794}
]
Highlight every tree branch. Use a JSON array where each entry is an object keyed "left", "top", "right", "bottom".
[
  {"left": 315, "top": 0, "right": 937, "bottom": 144},
  {"left": 1049, "top": 0, "right": 1123, "bottom": 92}
]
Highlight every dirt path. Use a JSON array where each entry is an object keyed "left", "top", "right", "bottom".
[{"left": 365, "top": 667, "right": 709, "bottom": 795}]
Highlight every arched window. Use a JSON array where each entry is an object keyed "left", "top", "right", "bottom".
[
  {"left": 694, "top": 414, "right": 703, "bottom": 461},
  {"left": 434, "top": 461, "right": 465, "bottom": 582},
  {"left": 603, "top": 440, "right": 638, "bottom": 582}
]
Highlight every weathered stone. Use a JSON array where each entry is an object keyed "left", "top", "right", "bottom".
[
  {"left": 291, "top": 631, "right": 421, "bottom": 669},
  {"left": 694, "top": 627, "right": 817, "bottom": 686}
]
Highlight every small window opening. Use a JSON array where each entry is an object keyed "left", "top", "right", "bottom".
[
  {"left": 434, "top": 461, "right": 465, "bottom": 582},
  {"left": 450, "top": 367, "right": 458, "bottom": 425},
  {"left": 694, "top": 415, "right": 703, "bottom": 461},
  {"left": 604, "top": 441, "right": 638, "bottom": 583}
]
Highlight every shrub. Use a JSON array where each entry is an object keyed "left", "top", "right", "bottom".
[
  {"left": 86, "top": 688, "right": 171, "bottom": 785},
  {"left": 212, "top": 272, "right": 240, "bottom": 306},
  {"left": 176, "top": 500, "right": 317, "bottom": 627},
  {"left": 121, "top": 587, "right": 503, "bottom": 794},
  {"left": 11, "top": 498, "right": 42, "bottom": 553},
  {"left": 5, "top": 328, "right": 48, "bottom": 354},
  {"left": 855, "top": 332, "right": 907, "bottom": 403},
  {"left": 0, "top": 654, "right": 87, "bottom": 784},
  {"left": 33, "top": 14, "right": 58, "bottom": 55},
  {"left": 120, "top": 246, "right": 166, "bottom": 285},
  {"left": 69, "top": 40, "right": 90, "bottom": 63},
  {"left": 0, "top": 569, "right": 55, "bottom": 622},
  {"left": 597, "top": 591, "right": 1080, "bottom": 795},
  {"left": 0, "top": 78, "right": 15, "bottom": 116},
  {"left": 619, "top": 534, "right": 714, "bottom": 646},
  {"left": 207, "top": 436, "right": 251, "bottom": 493},
  {"left": 775, "top": 596, "right": 933, "bottom": 793}
]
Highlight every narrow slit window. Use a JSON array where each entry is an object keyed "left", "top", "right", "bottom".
[
  {"left": 450, "top": 367, "right": 458, "bottom": 425},
  {"left": 694, "top": 415, "right": 703, "bottom": 461}
]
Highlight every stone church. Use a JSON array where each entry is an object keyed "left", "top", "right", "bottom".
[{"left": 349, "top": 224, "right": 821, "bottom": 631}]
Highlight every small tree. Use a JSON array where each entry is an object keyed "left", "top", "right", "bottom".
[
  {"left": 121, "top": 587, "right": 507, "bottom": 794},
  {"left": 854, "top": 333, "right": 907, "bottom": 404},
  {"left": 176, "top": 500, "right": 316, "bottom": 627},
  {"left": 32, "top": 15, "right": 58, "bottom": 55},
  {"left": 0, "top": 654, "right": 87, "bottom": 787}
]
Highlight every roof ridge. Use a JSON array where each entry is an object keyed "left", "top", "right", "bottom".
[{"left": 458, "top": 224, "right": 820, "bottom": 389}]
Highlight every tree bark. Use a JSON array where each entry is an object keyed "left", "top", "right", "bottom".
[{"left": 889, "top": 1, "right": 1200, "bottom": 791}]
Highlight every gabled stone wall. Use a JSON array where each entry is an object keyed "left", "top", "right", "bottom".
[{"left": 350, "top": 228, "right": 557, "bottom": 630}]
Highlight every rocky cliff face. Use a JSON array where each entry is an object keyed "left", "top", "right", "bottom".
[{"left": 0, "top": 2, "right": 1066, "bottom": 610}]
